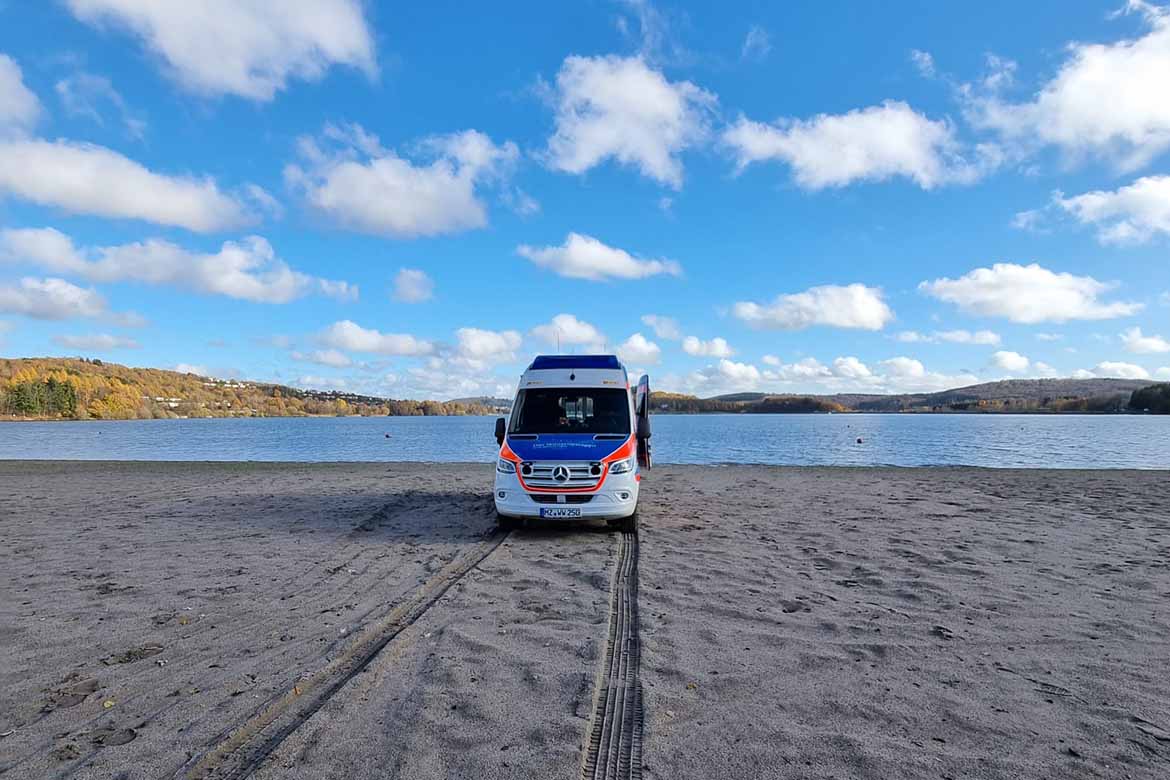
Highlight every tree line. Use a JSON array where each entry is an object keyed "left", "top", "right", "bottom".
[{"left": 0, "top": 358, "right": 496, "bottom": 420}]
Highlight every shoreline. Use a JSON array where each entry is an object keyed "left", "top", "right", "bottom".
[
  {"left": 2, "top": 459, "right": 1169, "bottom": 472},
  {"left": 2, "top": 408, "right": 1164, "bottom": 422}
]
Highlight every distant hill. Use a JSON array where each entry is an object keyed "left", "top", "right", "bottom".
[
  {"left": 652, "top": 377, "right": 1163, "bottom": 415},
  {"left": 3, "top": 357, "right": 1163, "bottom": 420},
  {"left": 0, "top": 358, "right": 500, "bottom": 420},
  {"left": 447, "top": 396, "right": 512, "bottom": 411}
]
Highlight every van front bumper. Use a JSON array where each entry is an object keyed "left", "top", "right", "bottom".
[{"left": 493, "top": 471, "right": 638, "bottom": 521}]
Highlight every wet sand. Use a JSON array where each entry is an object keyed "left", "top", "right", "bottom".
[{"left": 1, "top": 462, "right": 1168, "bottom": 779}]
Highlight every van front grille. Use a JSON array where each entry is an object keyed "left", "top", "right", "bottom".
[{"left": 520, "top": 462, "right": 602, "bottom": 489}]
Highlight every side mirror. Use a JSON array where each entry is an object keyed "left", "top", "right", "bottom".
[
  {"left": 636, "top": 415, "right": 651, "bottom": 440},
  {"left": 494, "top": 417, "right": 506, "bottom": 447}
]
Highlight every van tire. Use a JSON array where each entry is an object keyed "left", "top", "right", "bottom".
[
  {"left": 496, "top": 512, "right": 519, "bottom": 531},
  {"left": 609, "top": 511, "right": 638, "bottom": 533}
]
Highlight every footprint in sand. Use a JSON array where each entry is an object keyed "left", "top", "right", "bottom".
[
  {"left": 90, "top": 726, "right": 138, "bottom": 747},
  {"left": 101, "top": 644, "right": 164, "bottom": 665},
  {"left": 42, "top": 677, "right": 101, "bottom": 712}
]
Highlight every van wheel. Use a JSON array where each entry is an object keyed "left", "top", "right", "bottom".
[
  {"left": 496, "top": 513, "right": 519, "bottom": 531},
  {"left": 609, "top": 511, "right": 638, "bottom": 533}
]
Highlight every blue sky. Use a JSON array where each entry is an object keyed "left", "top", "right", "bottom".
[{"left": 1, "top": 0, "right": 1168, "bottom": 400}]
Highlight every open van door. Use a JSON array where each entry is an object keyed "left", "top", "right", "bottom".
[{"left": 635, "top": 374, "right": 652, "bottom": 470}]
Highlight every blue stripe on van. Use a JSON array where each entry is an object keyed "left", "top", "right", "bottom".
[
  {"left": 528, "top": 355, "right": 623, "bottom": 370},
  {"left": 505, "top": 434, "right": 625, "bottom": 462}
]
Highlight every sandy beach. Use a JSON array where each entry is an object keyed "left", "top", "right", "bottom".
[{"left": 2, "top": 462, "right": 1169, "bottom": 779}]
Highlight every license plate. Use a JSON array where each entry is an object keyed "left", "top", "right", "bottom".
[{"left": 539, "top": 507, "right": 582, "bottom": 518}]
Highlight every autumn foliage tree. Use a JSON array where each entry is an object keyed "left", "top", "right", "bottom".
[{"left": 0, "top": 358, "right": 496, "bottom": 420}]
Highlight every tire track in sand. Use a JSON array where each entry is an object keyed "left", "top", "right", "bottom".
[
  {"left": 581, "top": 530, "right": 643, "bottom": 780},
  {"left": 175, "top": 528, "right": 509, "bottom": 780}
]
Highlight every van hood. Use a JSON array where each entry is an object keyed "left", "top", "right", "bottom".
[{"left": 504, "top": 433, "right": 629, "bottom": 462}]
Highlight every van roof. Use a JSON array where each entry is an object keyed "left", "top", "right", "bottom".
[{"left": 527, "top": 354, "right": 623, "bottom": 370}]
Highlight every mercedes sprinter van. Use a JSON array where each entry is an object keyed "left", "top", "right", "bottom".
[{"left": 492, "top": 355, "right": 651, "bottom": 530}]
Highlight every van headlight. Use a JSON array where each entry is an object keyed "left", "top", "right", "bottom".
[
  {"left": 497, "top": 458, "right": 516, "bottom": 474},
  {"left": 608, "top": 457, "right": 634, "bottom": 474}
]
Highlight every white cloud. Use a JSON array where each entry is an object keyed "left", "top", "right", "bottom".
[
  {"left": 895, "top": 329, "right": 1001, "bottom": 345},
  {"left": 741, "top": 26, "right": 771, "bottom": 62},
  {"left": 1036, "top": 332, "right": 1063, "bottom": 341},
  {"left": 542, "top": 54, "right": 716, "bottom": 188},
  {"left": 292, "top": 349, "right": 352, "bottom": 368},
  {"left": 878, "top": 356, "right": 979, "bottom": 392},
  {"left": 318, "top": 320, "right": 434, "bottom": 356},
  {"left": 0, "top": 54, "right": 41, "bottom": 135},
  {"left": 1092, "top": 361, "right": 1150, "bottom": 380},
  {"left": 502, "top": 188, "right": 541, "bottom": 217},
  {"left": 920, "top": 263, "right": 1142, "bottom": 323},
  {"left": 316, "top": 278, "right": 358, "bottom": 303},
  {"left": 52, "top": 332, "right": 140, "bottom": 350},
  {"left": 640, "top": 314, "right": 681, "bottom": 340},
  {"left": 676, "top": 353, "right": 977, "bottom": 395},
  {"left": 991, "top": 350, "right": 1031, "bottom": 372},
  {"left": 880, "top": 356, "right": 927, "bottom": 379},
  {"left": 0, "top": 277, "right": 106, "bottom": 320},
  {"left": 392, "top": 268, "right": 434, "bottom": 303},
  {"left": 1157, "top": 366, "right": 1170, "bottom": 379},
  {"left": 694, "top": 358, "right": 762, "bottom": 390},
  {"left": 910, "top": 49, "right": 936, "bottom": 78},
  {"left": 681, "top": 335, "right": 734, "bottom": 358},
  {"left": 723, "top": 100, "right": 985, "bottom": 189},
  {"left": 608, "top": 0, "right": 687, "bottom": 64},
  {"left": 1053, "top": 175, "right": 1170, "bottom": 245},
  {"left": 391, "top": 357, "right": 515, "bottom": 401},
  {"left": 733, "top": 283, "right": 894, "bottom": 330},
  {"left": 965, "top": 3, "right": 1170, "bottom": 170},
  {"left": 517, "top": 233, "right": 681, "bottom": 281},
  {"left": 65, "top": 0, "right": 376, "bottom": 101},
  {"left": 936, "top": 329, "right": 1001, "bottom": 345},
  {"left": 764, "top": 356, "right": 834, "bottom": 382},
  {"left": 0, "top": 228, "right": 351, "bottom": 304},
  {"left": 286, "top": 124, "right": 517, "bottom": 238},
  {"left": 294, "top": 375, "right": 350, "bottom": 392},
  {"left": 616, "top": 332, "right": 661, "bottom": 365},
  {"left": 174, "top": 363, "right": 209, "bottom": 376},
  {"left": 55, "top": 72, "right": 145, "bottom": 138},
  {"left": 832, "top": 356, "right": 873, "bottom": 380},
  {"left": 0, "top": 139, "right": 251, "bottom": 232},
  {"left": 1011, "top": 208, "right": 1046, "bottom": 233},
  {"left": 453, "top": 327, "right": 522, "bottom": 369},
  {"left": 1121, "top": 326, "right": 1170, "bottom": 354},
  {"left": 530, "top": 313, "right": 606, "bottom": 351}
]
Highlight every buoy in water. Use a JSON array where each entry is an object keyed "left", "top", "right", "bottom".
[
  {"left": 856, "top": 437, "right": 863, "bottom": 444},
  {"left": 384, "top": 433, "right": 391, "bottom": 438}
]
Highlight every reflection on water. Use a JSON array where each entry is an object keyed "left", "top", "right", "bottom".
[{"left": 0, "top": 413, "right": 1168, "bottom": 468}]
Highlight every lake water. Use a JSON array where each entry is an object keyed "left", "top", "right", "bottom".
[{"left": 0, "top": 414, "right": 1168, "bottom": 468}]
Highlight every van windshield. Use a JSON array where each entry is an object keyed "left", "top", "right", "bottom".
[{"left": 509, "top": 388, "right": 631, "bottom": 435}]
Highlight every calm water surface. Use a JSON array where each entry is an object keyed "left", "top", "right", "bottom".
[{"left": 1, "top": 414, "right": 1168, "bottom": 468}]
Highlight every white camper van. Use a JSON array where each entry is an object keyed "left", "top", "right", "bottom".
[{"left": 493, "top": 355, "right": 652, "bottom": 530}]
